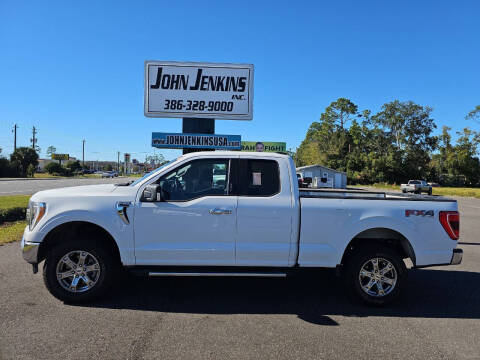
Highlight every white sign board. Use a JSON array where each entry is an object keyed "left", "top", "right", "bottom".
[{"left": 145, "top": 61, "right": 254, "bottom": 120}]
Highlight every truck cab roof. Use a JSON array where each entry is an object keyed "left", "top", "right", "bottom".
[{"left": 178, "top": 151, "right": 291, "bottom": 160}]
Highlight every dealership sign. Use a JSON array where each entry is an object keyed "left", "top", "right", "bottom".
[
  {"left": 152, "top": 132, "right": 241, "bottom": 150},
  {"left": 241, "top": 141, "right": 286, "bottom": 153},
  {"left": 145, "top": 61, "right": 254, "bottom": 120},
  {"left": 51, "top": 153, "right": 69, "bottom": 160}
]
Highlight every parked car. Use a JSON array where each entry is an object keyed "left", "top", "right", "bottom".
[
  {"left": 296, "top": 173, "right": 304, "bottom": 188},
  {"left": 400, "top": 180, "right": 433, "bottom": 195},
  {"left": 22, "top": 152, "right": 461, "bottom": 306},
  {"left": 101, "top": 171, "right": 117, "bottom": 178}
]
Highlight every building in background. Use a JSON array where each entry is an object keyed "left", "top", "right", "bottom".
[
  {"left": 296, "top": 164, "right": 347, "bottom": 189},
  {"left": 37, "top": 157, "right": 77, "bottom": 172}
]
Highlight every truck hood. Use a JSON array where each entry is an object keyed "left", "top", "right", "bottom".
[{"left": 30, "top": 184, "right": 128, "bottom": 202}]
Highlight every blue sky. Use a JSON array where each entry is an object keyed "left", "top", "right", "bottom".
[{"left": 1, "top": 0, "right": 479, "bottom": 161}]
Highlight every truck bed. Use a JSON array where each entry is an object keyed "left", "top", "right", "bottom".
[{"left": 299, "top": 188, "right": 456, "bottom": 202}]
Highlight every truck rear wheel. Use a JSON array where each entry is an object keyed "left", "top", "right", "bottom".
[
  {"left": 43, "top": 239, "right": 115, "bottom": 303},
  {"left": 343, "top": 246, "right": 407, "bottom": 306}
]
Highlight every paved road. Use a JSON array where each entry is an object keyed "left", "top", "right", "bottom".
[
  {"left": 0, "top": 177, "right": 137, "bottom": 195},
  {"left": 0, "top": 199, "right": 479, "bottom": 359}
]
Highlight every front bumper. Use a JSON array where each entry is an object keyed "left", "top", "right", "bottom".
[{"left": 21, "top": 236, "right": 40, "bottom": 264}]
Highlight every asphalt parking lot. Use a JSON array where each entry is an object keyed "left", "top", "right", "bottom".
[
  {"left": 0, "top": 177, "right": 136, "bottom": 195},
  {"left": 0, "top": 188, "right": 479, "bottom": 359}
]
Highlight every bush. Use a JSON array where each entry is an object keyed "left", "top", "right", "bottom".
[
  {"left": 0, "top": 207, "right": 26, "bottom": 224},
  {"left": 0, "top": 158, "right": 19, "bottom": 177},
  {"left": 45, "top": 162, "right": 64, "bottom": 175},
  {"left": 27, "top": 164, "right": 36, "bottom": 177},
  {"left": 66, "top": 160, "right": 82, "bottom": 172}
]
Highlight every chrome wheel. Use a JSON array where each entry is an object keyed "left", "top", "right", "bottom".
[
  {"left": 358, "top": 257, "right": 397, "bottom": 297},
  {"left": 56, "top": 250, "right": 101, "bottom": 293}
]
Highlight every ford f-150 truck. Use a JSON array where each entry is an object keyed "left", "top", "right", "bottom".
[
  {"left": 21, "top": 152, "right": 462, "bottom": 305},
  {"left": 401, "top": 180, "right": 433, "bottom": 195}
]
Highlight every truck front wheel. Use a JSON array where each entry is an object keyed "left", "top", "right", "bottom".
[
  {"left": 43, "top": 239, "right": 115, "bottom": 303},
  {"left": 343, "top": 246, "right": 407, "bottom": 306}
]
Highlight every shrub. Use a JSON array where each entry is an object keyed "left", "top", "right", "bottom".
[
  {"left": 0, "top": 207, "right": 26, "bottom": 224},
  {"left": 45, "top": 162, "right": 64, "bottom": 175},
  {"left": 0, "top": 158, "right": 19, "bottom": 177}
]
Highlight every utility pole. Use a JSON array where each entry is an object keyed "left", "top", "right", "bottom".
[
  {"left": 117, "top": 151, "right": 120, "bottom": 172},
  {"left": 12, "top": 124, "right": 18, "bottom": 151},
  {"left": 31, "top": 126, "right": 37, "bottom": 150},
  {"left": 82, "top": 139, "right": 85, "bottom": 168}
]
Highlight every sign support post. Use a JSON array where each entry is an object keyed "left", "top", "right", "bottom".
[{"left": 182, "top": 118, "right": 215, "bottom": 154}]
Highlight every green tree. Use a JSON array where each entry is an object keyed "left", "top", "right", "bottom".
[
  {"left": 465, "top": 105, "right": 480, "bottom": 124},
  {"left": 46, "top": 146, "right": 57, "bottom": 158},
  {"left": 322, "top": 97, "right": 359, "bottom": 129},
  {"left": 10, "top": 147, "right": 39, "bottom": 178},
  {"left": 453, "top": 128, "right": 480, "bottom": 185},
  {"left": 45, "top": 162, "right": 64, "bottom": 175},
  {"left": 66, "top": 160, "right": 82, "bottom": 173},
  {"left": 146, "top": 153, "right": 166, "bottom": 167},
  {"left": 296, "top": 98, "right": 360, "bottom": 170},
  {"left": 373, "top": 100, "right": 437, "bottom": 182},
  {"left": 27, "top": 164, "right": 36, "bottom": 178}
]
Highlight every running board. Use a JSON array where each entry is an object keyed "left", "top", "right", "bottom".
[{"left": 148, "top": 271, "right": 287, "bottom": 278}]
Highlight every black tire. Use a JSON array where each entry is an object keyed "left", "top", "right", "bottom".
[
  {"left": 428, "top": 188, "right": 432, "bottom": 195},
  {"left": 402, "top": 189, "right": 407, "bottom": 193},
  {"left": 343, "top": 245, "right": 407, "bottom": 306},
  {"left": 43, "top": 238, "right": 116, "bottom": 303}
]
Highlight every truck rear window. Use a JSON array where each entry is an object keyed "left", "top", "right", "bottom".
[{"left": 235, "top": 159, "right": 280, "bottom": 197}]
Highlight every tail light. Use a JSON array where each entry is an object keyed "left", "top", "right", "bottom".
[{"left": 439, "top": 211, "right": 460, "bottom": 240}]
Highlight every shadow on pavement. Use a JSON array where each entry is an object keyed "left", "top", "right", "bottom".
[{"left": 74, "top": 268, "right": 480, "bottom": 326}]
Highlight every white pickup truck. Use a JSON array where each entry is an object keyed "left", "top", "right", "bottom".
[
  {"left": 401, "top": 180, "right": 433, "bottom": 195},
  {"left": 21, "top": 152, "right": 462, "bottom": 305}
]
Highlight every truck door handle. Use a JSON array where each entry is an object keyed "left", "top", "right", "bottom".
[{"left": 209, "top": 208, "right": 232, "bottom": 215}]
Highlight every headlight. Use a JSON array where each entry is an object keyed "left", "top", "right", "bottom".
[{"left": 28, "top": 201, "right": 46, "bottom": 231}]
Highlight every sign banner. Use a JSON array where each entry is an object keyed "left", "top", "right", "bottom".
[
  {"left": 145, "top": 61, "right": 254, "bottom": 120},
  {"left": 51, "top": 153, "right": 69, "bottom": 160},
  {"left": 241, "top": 141, "right": 286, "bottom": 153},
  {"left": 152, "top": 132, "right": 241, "bottom": 150}
]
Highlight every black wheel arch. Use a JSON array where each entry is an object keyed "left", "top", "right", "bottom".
[
  {"left": 37, "top": 221, "right": 121, "bottom": 265},
  {"left": 340, "top": 227, "right": 416, "bottom": 267}
]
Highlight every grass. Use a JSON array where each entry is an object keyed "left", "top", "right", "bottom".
[
  {"left": 0, "top": 195, "right": 30, "bottom": 210},
  {"left": 0, "top": 221, "right": 26, "bottom": 245},
  {"left": 430, "top": 187, "right": 480, "bottom": 198},
  {"left": 351, "top": 183, "right": 480, "bottom": 199},
  {"left": 34, "top": 173, "right": 65, "bottom": 178}
]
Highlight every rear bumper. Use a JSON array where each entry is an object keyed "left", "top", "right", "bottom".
[
  {"left": 450, "top": 248, "right": 463, "bottom": 265},
  {"left": 414, "top": 248, "right": 463, "bottom": 269}
]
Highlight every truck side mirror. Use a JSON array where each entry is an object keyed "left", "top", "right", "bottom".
[{"left": 142, "top": 184, "right": 162, "bottom": 202}]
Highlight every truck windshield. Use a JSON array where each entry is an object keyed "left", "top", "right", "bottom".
[{"left": 129, "top": 159, "right": 176, "bottom": 186}]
